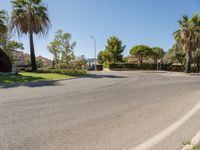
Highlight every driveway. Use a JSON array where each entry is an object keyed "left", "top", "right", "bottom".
[{"left": 0, "top": 71, "right": 200, "bottom": 150}]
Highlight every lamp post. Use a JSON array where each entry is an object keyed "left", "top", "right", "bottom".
[{"left": 90, "top": 36, "right": 97, "bottom": 71}]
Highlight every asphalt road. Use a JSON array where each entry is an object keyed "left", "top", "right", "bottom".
[{"left": 1, "top": 71, "right": 200, "bottom": 150}]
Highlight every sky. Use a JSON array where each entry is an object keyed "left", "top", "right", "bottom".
[{"left": 0, "top": 0, "right": 199, "bottom": 59}]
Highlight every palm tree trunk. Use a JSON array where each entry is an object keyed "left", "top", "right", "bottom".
[
  {"left": 185, "top": 50, "right": 192, "bottom": 73},
  {"left": 29, "top": 32, "right": 37, "bottom": 71}
]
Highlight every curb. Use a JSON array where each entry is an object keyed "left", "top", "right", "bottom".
[{"left": 182, "top": 131, "right": 200, "bottom": 150}]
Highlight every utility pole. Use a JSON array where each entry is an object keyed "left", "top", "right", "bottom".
[{"left": 90, "top": 36, "right": 97, "bottom": 71}]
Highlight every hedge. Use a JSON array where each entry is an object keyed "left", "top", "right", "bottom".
[
  {"left": 25, "top": 69, "right": 87, "bottom": 75},
  {"left": 88, "top": 65, "right": 103, "bottom": 71},
  {"left": 109, "top": 63, "right": 158, "bottom": 70},
  {"left": 108, "top": 63, "right": 200, "bottom": 73}
]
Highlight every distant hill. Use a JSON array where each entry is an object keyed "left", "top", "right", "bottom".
[{"left": 14, "top": 50, "right": 52, "bottom": 67}]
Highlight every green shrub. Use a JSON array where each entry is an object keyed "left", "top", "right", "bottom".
[
  {"left": 103, "top": 61, "right": 110, "bottom": 69},
  {"left": 141, "top": 64, "right": 156, "bottom": 70},
  {"left": 109, "top": 63, "right": 172, "bottom": 71},
  {"left": 171, "top": 65, "right": 184, "bottom": 72},
  {"left": 109, "top": 63, "right": 157, "bottom": 70},
  {"left": 25, "top": 69, "right": 87, "bottom": 75},
  {"left": 109, "top": 63, "right": 139, "bottom": 70},
  {"left": 191, "top": 65, "right": 199, "bottom": 73}
]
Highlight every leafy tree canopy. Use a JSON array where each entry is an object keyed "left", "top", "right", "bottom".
[
  {"left": 48, "top": 30, "right": 76, "bottom": 65},
  {"left": 151, "top": 47, "right": 165, "bottom": 63},
  {"left": 11, "top": 0, "right": 51, "bottom": 71},
  {"left": 0, "top": 10, "right": 7, "bottom": 35},
  {"left": 130, "top": 45, "right": 152, "bottom": 65},
  {"left": 98, "top": 50, "right": 110, "bottom": 64},
  {"left": 164, "top": 44, "right": 185, "bottom": 66},
  {"left": 130, "top": 45, "right": 152, "bottom": 57},
  {"left": 105, "top": 36, "right": 126, "bottom": 62}
]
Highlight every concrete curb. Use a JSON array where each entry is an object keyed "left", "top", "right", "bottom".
[{"left": 182, "top": 131, "right": 200, "bottom": 150}]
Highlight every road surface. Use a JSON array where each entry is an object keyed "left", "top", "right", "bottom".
[{"left": 1, "top": 71, "right": 200, "bottom": 150}]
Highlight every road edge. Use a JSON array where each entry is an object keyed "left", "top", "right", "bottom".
[{"left": 182, "top": 131, "right": 200, "bottom": 150}]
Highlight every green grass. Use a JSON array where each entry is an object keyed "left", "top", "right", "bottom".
[{"left": 0, "top": 72, "right": 75, "bottom": 84}]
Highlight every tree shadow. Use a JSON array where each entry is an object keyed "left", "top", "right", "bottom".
[
  {"left": 141, "top": 71, "right": 168, "bottom": 74},
  {"left": 83, "top": 74, "right": 126, "bottom": 79},
  {"left": 0, "top": 73, "right": 126, "bottom": 89},
  {"left": 0, "top": 74, "right": 62, "bottom": 89}
]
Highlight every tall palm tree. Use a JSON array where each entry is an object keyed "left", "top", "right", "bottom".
[
  {"left": 11, "top": 0, "right": 51, "bottom": 71},
  {"left": 174, "top": 13, "right": 200, "bottom": 73},
  {"left": 0, "top": 10, "right": 7, "bottom": 35}
]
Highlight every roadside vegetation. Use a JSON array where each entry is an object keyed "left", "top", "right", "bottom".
[
  {"left": 191, "top": 143, "right": 200, "bottom": 150},
  {"left": 11, "top": 0, "right": 51, "bottom": 71},
  {"left": 0, "top": 0, "right": 87, "bottom": 84},
  {"left": 97, "top": 14, "right": 200, "bottom": 73},
  {"left": 0, "top": 0, "right": 200, "bottom": 85}
]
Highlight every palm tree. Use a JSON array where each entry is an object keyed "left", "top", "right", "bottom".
[
  {"left": 11, "top": 0, "right": 51, "bottom": 71},
  {"left": 174, "top": 13, "right": 200, "bottom": 73},
  {"left": 0, "top": 10, "right": 7, "bottom": 35}
]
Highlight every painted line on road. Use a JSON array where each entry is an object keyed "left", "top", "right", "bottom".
[{"left": 131, "top": 100, "right": 200, "bottom": 150}]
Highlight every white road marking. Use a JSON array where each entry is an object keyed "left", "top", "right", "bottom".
[{"left": 132, "top": 100, "right": 200, "bottom": 150}]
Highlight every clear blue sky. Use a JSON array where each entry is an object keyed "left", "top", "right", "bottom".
[{"left": 0, "top": 0, "right": 199, "bottom": 59}]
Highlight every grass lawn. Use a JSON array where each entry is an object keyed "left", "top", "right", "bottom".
[{"left": 0, "top": 72, "right": 75, "bottom": 84}]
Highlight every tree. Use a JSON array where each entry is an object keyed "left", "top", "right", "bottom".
[
  {"left": 76, "top": 55, "right": 87, "bottom": 69},
  {"left": 47, "top": 40, "right": 60, "bottom": 67},
  {"left": 36, "top": 58, "right": 44, "bottom": 68},
  {"left": 97, "top": 50, "right": 110, "bottom": 64},
  {"left": 49, "top": 30, "right": 76, "bottom": 65},
  {"left": 151, "top": 47, "right": 165, "bottom": 63},
  {"left": 174, "top": 13, "right": 200, "bottom": 73},
  {"left": 105, "top": 36, "right": 125, "bottom": 62},
  {"left": 193, "top": 48, "right": 200, "bottom": 72},
  {"left": 97, "top": 50, "right": 111, "bottom": 68},
  {"left": 6, "top": 41, "right": 24, "bottom": 63},
  {"left": 165, "top": 44, "right": 186, "bottom": 66},
  {"left": 0, "top": 10, "right": 7, "bottom": 35},
  {"left": 11, "top": 0, "right": 51, "bottom": 71},
  {"left": 0, "top": 11, "right": 24, "bottom": 62},
  {"left": 130, "top": 45, "right": 152, "bottom": 66}
]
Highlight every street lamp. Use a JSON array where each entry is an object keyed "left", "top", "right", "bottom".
[{"left": 90, "top": 36, "right": 97, "bottom": 71}]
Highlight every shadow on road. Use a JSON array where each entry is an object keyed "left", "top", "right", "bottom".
[
  {"left": 0, "top": 74, "right": 126, "bottom": 89},
  {"left": 0, "top": 80, "right": 62, "bottom": 89},
  {"left": 84, "top": 74, "right": 126, "bottom": 79}
]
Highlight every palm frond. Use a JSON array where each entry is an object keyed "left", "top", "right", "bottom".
[
  {"left": 0, "top": 10, "right": 7, "bottom": 34},
  {"left": 11, "top": 0, "right": 51, "bottom": 37}
]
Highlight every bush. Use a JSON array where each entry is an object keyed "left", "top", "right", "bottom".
[
  {"left": 109, "top": 63, "right": 172, "bottom": 71},
  {"left": 109, "top": 63, "right": 157, "bottom": 70},
  {"left": 170, "top": 65, "right": 184, "bottom": 72},
  {"left": 191, "top": 65, "right": 199, "bottom": 73},
  {"left": 96, "top": 65, "right": 103, "bottom": 71},
  {"left": 109, "top": 63, "right": 140, "bottom": 70},
  {"left": 140, "top": 64, "right": 156, "bottom": 70},
  {"left": 25, "top": 69, "right": 87, "bottom": 75},
  {"left": 103, "top": 61, "right": 110, "bottom": 69}
]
